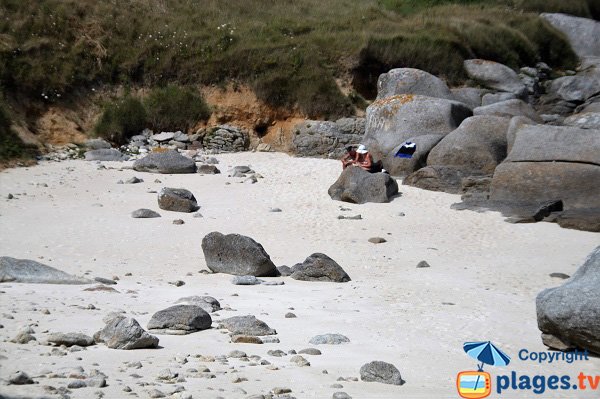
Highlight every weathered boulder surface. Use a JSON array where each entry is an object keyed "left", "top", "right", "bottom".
[
  {"left": 376, "top": 68, "right": 454, "bottom": 100},
  {"left": 291, "top": 118, "right": 365, "bottom": 158},
  {"left": 540, "top": 13, "right": 600, "bottom": 58},
  {"left": 328, "top": 166, "right": 398, "bottom": 204},
  {"left": 175, "top": 296, "right": 221, "bottom": 313},
  {"left": 199, "top": 125, "right": 249, "bottom": 153},
  {"left": 537, "top": 246, "right": 600, "bottom": 354},
  {"left": 84, "top": 149, "right": 128, "bottom": 162},
  {"left": 290, "top": 253, "right": 351, "bottom": 283},
  {"left": 131, "top": 208, "right": 161, "bottom": 218},
  {"left": 473, "top": 99, "right": 542, "bottom": 123},
  {"left": 385, "top": 134, "right": 444, "bottom": 177},
  {"left": 363, "top": 94, "right": 472, "bottom": 161},
  {"left": 157, "top": 187, "right": 199, "bottom": 213},
  {"left": 201, "top": 232, "right": 278, "bottom": 277},
  {"left": 94, "top": 316, "right": 159, "bottom": 350},
  {"left": 403, "top": 165, "right": 476, "bottom": 194},
  {"left": 506, "top": 116, "right": 536, "bottom": 154},
  {"left": 133, "top": 150, "right": 197, "bottom": 174},
  {"left": 547, "top": 76, "right": 600, "bottom": 103},
  {"left": 564, "top": 112, "right": 600, "bottom": 129},
  {"left": 427, "top": 116, "right": 510, "bottom": 174},
  {"left": 84, "top": 138, "right": 112, "bottom": 150},
  {"left": 450, "top": 87, "right": 487, "bottom": 109},
  {"left": 218, "top": 315, "right": 276, "bottom": 336},
  {"left": 0, "top": 257, "right": 91, "bottom": 284},
  {"left": 464, "top": 59, "right": 527, "bottom": 97},
  {"left": 360, "top": 361, "right": 404, "bottom": 385},
  {"left": 47, "top": 333, "right": 94, "bottom": 347},
  {"left": 147, "top": 305, "right": 212, "bottom": 335}
]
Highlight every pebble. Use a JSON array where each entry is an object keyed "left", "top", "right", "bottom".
[
  {"left": 298, "top": 348, "right": 321, "bottom": 355},
  {"left": 549, "top": 272, "right": 570, "bottom": 279},
  {"left": 9, "top": 371, "right": 34, "bottom": 385},
  {"left": 173, "top": 219, "right": 185, "bottom": 225},
  {"left": 337, "top": 215, "right": 362, "bottom": 220},
  {"left": 231, "top": 275, "right": 263, "bottom": 285},
  {"left": 272, "top": 387, "right": 292, "bottom": 394},
  {"left": 68, "top": 380, "right": 87, "bottom": 389},
  {"left": 333, "top": 392, "right": 352, "bottom": 399},
  {"left": 285, "top": 312, "right": 297, "bottom": 318},
  {"left": 169, "top": 280, "right": 185, "bottom": 287},
  {"left": 416, "top": 260, "right": 431, "bottom": 268},
  {"left": 148, "top": 389, "right": 166, "bottom": 398},
  {"left": 228, "top": 350, "right": 247, "bottom": 358},
  {"left": 368, "top": 237, "right": 387, "bottom": 244},
  {"left": 290, "top": 355, "right": 310, "bottom": 367}
]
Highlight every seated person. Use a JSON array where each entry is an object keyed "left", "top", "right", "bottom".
[
  {"left": 341, "top": 145, "right": 357, "bottom": 169},
  {"left": 355, "top": 144, "right": 383, "bottom": 173}
]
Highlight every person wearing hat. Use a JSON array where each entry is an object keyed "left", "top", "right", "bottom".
[
  {"left": 341, "top": 145, "right": 358, "bottom": 169},
  {"left": 355, "top": 144, "right": 374, "bottom": 171}
]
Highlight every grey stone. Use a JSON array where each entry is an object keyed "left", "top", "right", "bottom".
[
  {"left": 385, "top": 134, "right": 444, "bottom": 177},
  {"left": 481, "top": 92, "right": 516, "bottom": 106},
  {"left": 9, "top": 371, "right": 34, "bottom": 385},
  {"left": 298, "top": 348, "right": 321, "bottom": 355},
  {"left": 564, "top": 112, "right": 600, "bottom": 129},
  {"left": 228, "top": 350, "right": 247, "bottom": 358},
  {"left": 290, "top": 355, "right": 310, "bottom": 366},
  {"left": 68, "top": 379, "right": 87, "bottom": 388},
  {"left": 232, "top": 275, "right": 263, "bottom": 285},
  {"left": 125, "top": 176, "right": 143, "bottom": 184},
  {"left": 133, "top": 150, "right": 197, "bottom": 174},
  {"left": 473, "top": 99, "right": 542, "bottom": 123},
  {"left": 464, "top": 59, "right": 527, "bottom": 97},
  {"left": 131, "top": 208, "right": 161, "bottom": 218},
  {"left": 148, "top": 389, "right": 166, "bottom": 398},
  {"left": 151, "top": 132, "right": 175, "bottom": 142},
  {"left": 175, "top": 296, "right": 221, "bottom": 313},
  {"left": 47, "top": 332, "right": 94, "bottom": 347},
  {"left": 333, "top": 393, "right": 352, "bottom": 399},
  {"left": 450, "top": 87, "right": 486, "bottom": 109},
  {"left": 158, "top": 187, "right": 199, "bottom": 213},
  {"left": 427, "top": 115, "right": 510, "bottom": 174},
  {"left": 360, "top": 361, "right": 404, "bottom": 385},
  {"left": 218, "top": 315, "right": 276, "bottom": 336},
  {"left": 285, "top": 312, "right": 297, "bottom": 318},
  {"left": 368, "top": 237, "right": 386, "bottom": 244},
  {"left": 277, "top": 266, "right": 292, "bottom": 277},
  {"left": 291, "top": 253, "right": 351, "bottom": 283},
  {"left": 11, "top": 331, "right": 36, "bottom": 344},
  {"left": 416, "top": 261, "right": 431, "bottom": 268},
  {"left": 94, "top": 277, "right": 117, "bottom": 285},
  {"left": 309, "top": 334, "right": 350, "bottom": 345},
  {"left": 197, "top": 164, "right": 221, "bottom": 174},
  {"left": 376, "top": 68, "right": 454, "bottom": 100},
  {"left": 364, "top": 95, "right": 472, "bottom": 161},
  {"left": 202, "top": 232, "right": 278, "bottom": 277},
  {"left": 84, "top": 149, "right": 128, "bottom": 161},
  {"left": 506, "top": 116, "right": 537, "bottom": 154},
  {"left": 147, "top": 305, "right": 212, "bottom": 335},
  {"left": 403, "top": 165, "right": 473, "bottom": 194},
  {"left": 85, "top": 138, "right": 112, "bottom": 150},
  {"left": 291, "top": 119, "right": 364, "bottom": 158},
  {"left": 328, "top": 167, "right": 398, "bottom": 204},
  {"left": 537, "top": 246, "right": 600, "bottom": 354},
  {"left": 547, "top": 76, "right": 600, "bottom": 103},
  {"left": 94, "top": 316, "right": 159, "bottom": 349},
  {"left": 555, "top": 209, "right": 600, "bottom": 232},
  {"left": 172, "top": 219, "right": 185, "bottom": 225},
  {"left": 172, "top": 131, "right": 190, "bottom": 142},
  {"left": 0, "top": 257, "right": 91, "bottom": 284},
  {"left": 541, "top": 13, "right": 600, "bottom": 58}
]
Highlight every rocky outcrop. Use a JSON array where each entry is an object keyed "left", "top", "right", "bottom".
[
  {"left": 157, "top": 187, "right": 199, "bottom": 213},
  {"left": 363, "top": 94, "right": 472, "bottom": 161},
  {"left": 291, "top": 118, "right": 365, "bottom": 158},
  {"left": 133, "top": 150, "right": 197, "bottom": 174},
  {"left": 537, "top": 246, "right": 600, "bottom": 354},
  {"left": 473, "top": 99, "right": 542, "bottom": 123},
  {"left": 84, "top": 149, "right": 128, "bottom": 161},
  {"left": 290, "top": 253, "right": 351, "bottom": 282},
  {"left": 328, "top": 166, "right": 398, "bottom": 204},
  {"left": 427, "top": 116, "right": 510, "bottom": 174},
  {"left": 464, "top": 59, "right": 527, "bottom": 98},
  {"left": 199, "top": 125, "right": 249, "bottom": 153},
  {"left": 0, "top": 257, "right": 91, "bottom": 284},
  {"left": 201, "top": 232, "right": 278, "bottom": 277},
  {"left": 540, "top": 14, "right": 600, "bottom": 59},
  {"left": 376, "top": 68, "right": 454, "bottom": 100}
]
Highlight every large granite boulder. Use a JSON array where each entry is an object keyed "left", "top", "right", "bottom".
[
  {"left": 537, "top": 246, "right": 600, "bottom": 354},
  {"left": 147, "top": 305, "right": 212, "bottom": 335},
  {"left": 463, "top": 59, "right": 527, "bottom": 98},
  {"left": 201, "top": 232, "right": 278, "bottom": 277},
  {"left": 157, "top": 187, "right": 199, "bottom": 213},
  {"left": 546, "top": 75, "right": 600, "bottom": 104},
  {"left": 328, "top": 166, "right": 398, "bottom": 204},
  {"left": 291, "top": 253, "right": 350, "bottom": 283},
  {"left": 540, "top": 14, "right": 600, "bottom": 59},
  {"left": 360, "top": 361, "right": 404, "bottom": 385},
  {"left": 490, "top": 125, "right": 600, "bottom": 223},
  {"left": 291, "top": 118, "right": 365, "bottom": 158},
  {"left": 84, "top": 138, "right": 112, "bottom": 150},
  {"left": 218, "top": 315, "right": 276, "bottom": 336},
  {"left": 363, "top": 94, "right": 472, "bottom": 161},
  {"left": 133, "top": 150, "right": 197, "bottom": 174},
  {"left": 403, "top": 165, "right": 473, "bottom": 194},
  {"left": 564, "top": 112, "right": 600, "bottom": 129},
  {"left": 376, "top": 68, "right": 454, "bottom": 100},
  {"left": 0, "top": 257, "right": 91, "bottom": 284},
  {"left": 427, "top": 116, "right": 510, "bottom": 174},
  {"left": 84, "top": 149, "right": 128, "bottom": 161},
  {"left": 473, "top": 99, "right": 542, "bottom": 123},
  {"left": 450, "top": 87, "right": 487, "bottom": 109},
  {"left": 94, "top": 316, "right": 159, "bottom": 350},
  {"left": 506, "top": 116, "right": 536, "bottom": 154},
  {"left": 385, "top": 134, "right": 444, "bottom": 177}
]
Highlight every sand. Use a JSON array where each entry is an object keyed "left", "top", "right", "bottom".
[{"left": 0, "top": 152, "right": 598, "bottom": 399}]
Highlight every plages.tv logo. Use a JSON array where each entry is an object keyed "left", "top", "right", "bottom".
[{"left": 456, "top": 341, "right": 511, "bottom": 399}]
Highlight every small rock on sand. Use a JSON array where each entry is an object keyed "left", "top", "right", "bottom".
[{"left": 309, "top": 333, "right": 350, "bottom": 345}]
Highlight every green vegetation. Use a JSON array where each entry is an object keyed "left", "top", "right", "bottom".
[
  {"left": 0, "top": 96, "right": 36, "bottom": 161},
  {"left": 0, "top": 0, "right": 592, "bottom": 122},
  {"left": 144, "top": 85, "right": 210, "bottom": 132},
  {"left": 94, "top": 96, "right": 146, "bottom": 144}
]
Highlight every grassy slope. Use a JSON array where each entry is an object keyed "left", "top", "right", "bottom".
[{"left": 0, "top": 0, "right": 594, "bottom": 134}]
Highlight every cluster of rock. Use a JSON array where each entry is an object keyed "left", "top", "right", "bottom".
[
  {"left": 291, "top": 118, "right": 366, "bottom": 158},
  {"left": 201, "top": 231, "right": 351, "bottom": 282},
  {"left": 307, "top": 13, "right": 600, "bottom": 231},
  {"left": 198, "top": 124, "right": 250, "bottom": 153}
]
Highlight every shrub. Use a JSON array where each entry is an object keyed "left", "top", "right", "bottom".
[
  {"left": 0, "top": 97, "right": 36, "bottom": 160},
  {"left": 94, "top": 95, "right": 147, "bottom": 144},
  {"left": 144, "top": 85, "right": 210, "bottom": 132}
]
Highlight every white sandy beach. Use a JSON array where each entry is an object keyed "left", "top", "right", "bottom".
[{"left": 0, "top": 152, "right": 598, "bottom": 399}]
